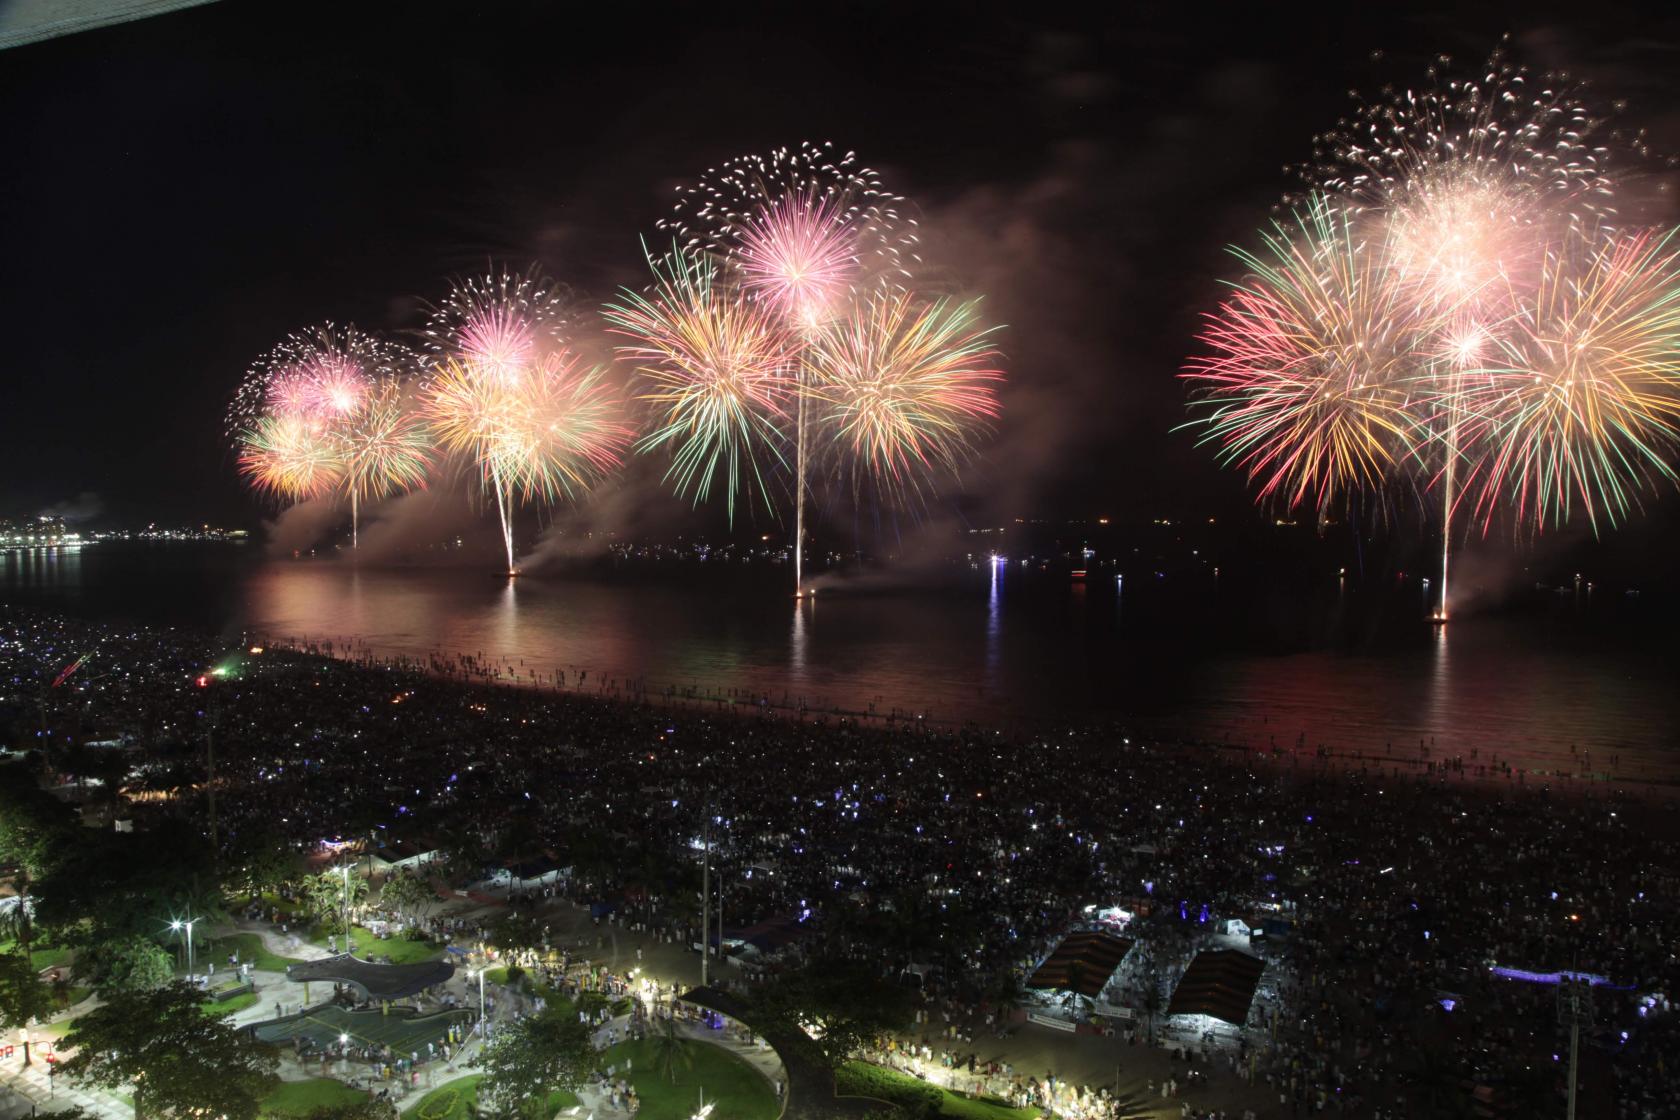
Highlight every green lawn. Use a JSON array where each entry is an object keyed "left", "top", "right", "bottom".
[
  {"left": 837, "top": 1061, "right": 1037, "bottom": 1120},
  {"left": 262, "top": 1078, "right": 371, "bottom": 1116},
  {"left": 343, "top": 925, "right": 442, "bottom": 965},
  {"left": 0, "top": 942, "right": 74, "bottom": 972},
  {"left": 31, "top": 946, "right": 73, "bottom": 971},
  {"left": 201, "top": 931, "right": 309, "bottom": 973},
  {"left": 401, "top": 1073, "right": 578, "bottom": 1120},
  {"left": 36, "top": 1017, "right": 78, "bottom": 1040},
  {"left": 207, "top": 991, "right": 261, "bottom": 1017},
  {"left": 603, "top": 1037, "right": 777, "bottom": 1120}
]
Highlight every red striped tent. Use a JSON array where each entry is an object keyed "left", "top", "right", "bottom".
[{"left": 1027, "top": 930, "right": 1135, "bottom": 997}]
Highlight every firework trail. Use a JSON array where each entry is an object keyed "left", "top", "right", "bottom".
[
  {"left": 425, "top": 270, "right": 630, "bottom": 571},
  {"left": 1453, "top": 228, "right": 1680, "bottom": 534},
  {"left": 808, "top": 292, "right": 1002, "bottom": 497},
  {"left": 605, "top": 246, "right": 796, "bottom": 522},
  {"left": 1182, "top": 196, "right": 1430, "bottom": 516}
]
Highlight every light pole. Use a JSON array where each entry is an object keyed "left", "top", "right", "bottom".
[
  {"left": 1559, "top": 978, "right": 1593, "bottom": 1120},
  {"left": 336, "top": 863, "right": 353, "bottom": 955},
  {"left": 171, "top": 918, "right": 198, "bottom": 986},
  {"left": 700, "top": 806, "right": 710, "bottom": 988}
]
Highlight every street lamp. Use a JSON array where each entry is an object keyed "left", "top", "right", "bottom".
[
  {"left": 336, "top": 863, "right": 353, "bottom": 955},
  {"left": 170, "top": 918, "right": 199, "bottom": 985}
]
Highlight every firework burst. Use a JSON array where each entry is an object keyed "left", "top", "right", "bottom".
[
  {"left": 1182, "top": 196, "right": 1431, "bottom": 515},
  {"left": 236, "top": 414, "right": 346, "bottom": 502},
  {"left": 425, "top": 271, "right": 629, "bottom": 569},
  {"left": 808, "top": 292, "right": 1002, "bottom": 493},
  {"left": 606, "top": 247, "right": 796, "bottom": 520},
  {"left": 735, "top": 189, "right": 861, "bottom": 327},
  {"left": 662, "top": 140, "right": 920, "bottom": 300},
  {"left": 425, "top": 269, "right": 575, "bottom": 381},
  {"left": 1300, "top": 46, "right": 1623, "bottom": 233},
  {"left": 231, "top": 326, "right": 429, "bottom": 546},
  {"left": 1454, "top": 228, "right": 1680, "bottom": 532},
  {"left": 227, "top": 323, "right": 401, "bottom": 442},
  {"left": 662, "top": 143, "right": 928, "bottom": 592}
]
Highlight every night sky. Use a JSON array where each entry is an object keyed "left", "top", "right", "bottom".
[{"left": 5, "top": 1, "right": 1680, "bottom": 542}]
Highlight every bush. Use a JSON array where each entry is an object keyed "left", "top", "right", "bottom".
[
  {"left": 414, "top": 1086, "right": 461, "bottom": 1120},
  {"left": 403, "top": 927, "right": 431, "bottom": 942}
]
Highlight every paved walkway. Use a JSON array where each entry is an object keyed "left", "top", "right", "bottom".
[
  {"left": 2, "top": 904, "right": 1277, "bottom": 1120},
  {"left": 0, "top": 1048, "right": 126, "bottom": 1119}
]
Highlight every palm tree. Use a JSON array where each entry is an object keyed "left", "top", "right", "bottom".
[
  {"left": 651, "top": 1016, "right": 692, "bottom": 1084},
  {"left": 989, "top": 974, "right": 1023, "bottom": 1025},
  {"left": 1059, "top": 961, "right": 1094, "bottom": 1019},
  {"left": 0, "top": 896, "right": 34, "bottom": 945},
  {"left": 1141, "top": 979, "right": 1163, "bottom": 1045}
]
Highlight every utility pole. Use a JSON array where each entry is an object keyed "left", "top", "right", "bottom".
[
  {"left": 700, "top": 798, "right": 710, "bottom": 988},
  {"left": 340, "top": 863, "right": 352, "bottom": 955},
  {"left": 1558, "top": 978, "right": 1592, "bottom": 1120},
  {"left": 206, "top": 690, "right": 217, "bottom": 853}
]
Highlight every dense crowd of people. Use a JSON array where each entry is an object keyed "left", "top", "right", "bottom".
[{"left": 3, "top": 604, "right": 1676, "bottom": 1118}]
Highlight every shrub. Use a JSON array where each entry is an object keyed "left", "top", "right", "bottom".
[{"left": 414, "top": 1086, "right": 461, "bottom": 1120}]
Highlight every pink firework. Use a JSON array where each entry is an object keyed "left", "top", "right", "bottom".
[
  {"left": 307, "top": 354, "right": 371, "bottom": 418},
  {"left": 736, "top": 189, "right": 859, "bottom": 327},
  {"left": 459, "top": 303, "right": 538, "bottom": 385},
  {"left": 265, "top": 368, "right": 320, "bottom": 420}
]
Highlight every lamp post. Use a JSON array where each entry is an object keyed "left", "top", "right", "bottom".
[
  {"left": 336, "top": 863, "right": 353, "bottom": 955},
  {"left": 171, "top": 918, "right": 198, "bottom": 985},
  {"left": 700, "top": 805, "right": 710, "bottom": 988}
]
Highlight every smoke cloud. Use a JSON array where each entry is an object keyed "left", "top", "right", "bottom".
[
  {"left": 260, "top": 497, "right": 344, "bottom": 556},
  {"left": 37, "top": 491, "right": 104, "bottom": 523}
]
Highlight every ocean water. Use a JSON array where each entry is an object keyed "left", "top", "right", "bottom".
[{"left": 4, "top": 542, "right": 1675, "bottom": 784}]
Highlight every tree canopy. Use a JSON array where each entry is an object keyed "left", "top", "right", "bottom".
[
  {"left": 0, "top": 950, "right": 54, "bottom": 1033},
  {"left": 477, "top": 1003, "right": 597, "bottom": 1119},
  {"left": 60, "top": 982, "right": 279, "bottom": 1120},
  {"left": 753, "top": 957, "right": 914, "bottom": 1070}
]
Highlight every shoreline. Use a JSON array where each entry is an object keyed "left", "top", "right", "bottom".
[{"left": 257, "top": 627, "right": 1680, "bottom": 804}]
